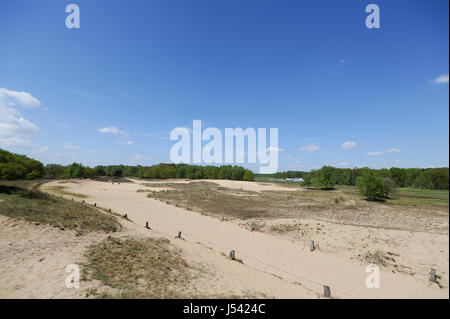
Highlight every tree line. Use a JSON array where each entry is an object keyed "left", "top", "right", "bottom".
[
  {"left": 259, "top": 166, "right": 449, "bottom": 191},
  {"left": 0, "top": 149, "right": 255, "bottom": 182},
  {"left": 0, "top": 149, "right": 44, "bottom": 180}
]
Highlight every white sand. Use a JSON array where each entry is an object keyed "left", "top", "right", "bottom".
[{"left": 32, "top": 179, "right": 448, "bottom": 299}]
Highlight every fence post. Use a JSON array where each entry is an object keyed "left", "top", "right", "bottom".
[
  {"left": 430, "top": 268, "right": 437, "bottom": 282},
  {"left": 323, "top": 286, "right": 331, "bottom": 297},
  {"left": 146, "top": 221, "right": 150, "bottom": 229},
  {"left": 177, "top": 231, "right": 182, "bottom": 239},
  {"left": 229, "top": 250, "right": 236, "bottom": 260},
  {"left": 310, "top": 240, "right": 315, "bottom": 251}
]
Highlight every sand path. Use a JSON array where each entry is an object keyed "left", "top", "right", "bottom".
[{"left": 42, "top": 180, "right": 448, "bottom": 299}]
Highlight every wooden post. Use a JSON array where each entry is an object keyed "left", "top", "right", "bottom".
[
  {"left": 250, "top": 223, "right": 255, "bottom": 231},
  {"left": 430, "top": 268, "right": 437, "bottom": 282},
  {"left": 323, "top": 286, "right": 331, "bottom": 297},
  {"left": 310, "top": 240, "right": 315, "bottom": 251},
  {"left": 94, "top": 203, "right": 96, "bottom": 207},
  {"left": 221, "top": 216, "right": 224, "bottom": 222},
  {"left": 177, "top": 231, "right": 182, "bottom": 239},
  {"left": 229, "top": 250, "right": 236, "bottom": 260},
  {"left": 145, "top": 221, "right": 150, "bottom": 229}
]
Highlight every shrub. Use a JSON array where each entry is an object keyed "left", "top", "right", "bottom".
[
  {"left": 243, "top": 169, "right": 255, "bottom": 181},
  {"left": 313, "top": 166, "right": 337, "bottom": 189},
  {"left": 357, "top": 172, "right": 395, "bottom": 201}
]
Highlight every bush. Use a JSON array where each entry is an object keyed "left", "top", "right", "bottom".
[
  {"left": 243, "top": 169, "right": 255, "bottom": 181},
  {"left": 313, "top": 166, "right": 337, "bottom": 189},
  {"left": 357, "top": 172, "right": 395, "bottom": 201},
  {"left": 26, "top": 170, "right": 43, "bottom": 180}
]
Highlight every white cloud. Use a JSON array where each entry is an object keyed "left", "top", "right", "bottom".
[
  {"left": 342, "top": 141, "right": 357, "bottom": 149},
  {"left": 431, "top": 73, "right": 449, "bottom": 84},
  {"left": 0, "top": 137, "right": 35, "bottom": 148},
  {"left": 0, "top": 105, "right": 41, "bottom": 137},
  {"left": 337, "top": 162, "right": 349, "bottom": 167},
  {"left": 339, "top": 58, "right": 346, "bottom": 64},
  {"left": 0, "top": 88, "right": 42, "bottom": 148},
  {"left": 64, "top": 142, "right": 80, "bottom": 150},
  {"left": 32, "top": 146, "right": 50, "bottom": 154},
  {"left": 116, "top": 140, "right": 134, "bottom": 145},
  {"left": 300, "top": 143, "right": 322, "bottom": 152},
  {"left": 266, "top": 146, "right": 284, "bottom": 153},
  {"left": 0, "top": 88, "right": 41, "bottom": 109},
  {"left": 366, "top": 148, "right": 400, "bottom": 156},
  {"left": 98, "top": 126, "right": 127, "bottom": 135}
]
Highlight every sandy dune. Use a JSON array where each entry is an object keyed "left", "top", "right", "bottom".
[
  {"left": 134, "top": 178, "right": 298, "bottom": 192},
  {"left": 35, "top": 179, "right": 448, "bottom": 299}
]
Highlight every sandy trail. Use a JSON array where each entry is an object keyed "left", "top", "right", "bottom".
[{"left": 42, "top": 179, "right": 448, "bottom": 299}]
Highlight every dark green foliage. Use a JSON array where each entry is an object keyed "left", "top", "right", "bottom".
[
  {"left": 313, "top": 166, "right": 337, "bottom": 189},
  {"left": 65, "top": 162, "right": 86, "bottom": 178},
  {"left": 44, "top": 164, "right": 66, "bottom": 179},
  {"left": 357, "top": 172, "right": 396, "bottom": 200},
  {"left": 243, "top": 169, "right": 255, "bottom": 181},
  {"left": 0, "top": 149, "right": 44, "bottom": 180},
  {"left": 258, "top": 166, "right": 449, "bottom": 191}
]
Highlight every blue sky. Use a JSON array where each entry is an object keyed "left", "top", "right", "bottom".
[{"left": 0, "top": 0, "right": 448, "bottom": 171}]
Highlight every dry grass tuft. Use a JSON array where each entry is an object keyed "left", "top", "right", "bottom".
[{"left": 83, "top": 236, "right": 194, "bottom": 298}]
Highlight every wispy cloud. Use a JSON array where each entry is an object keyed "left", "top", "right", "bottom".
[
  {"left": 337, "top": 162, "right": 349, "bottom": 167},
  {"left": 0, "top": 88, "right": 42, "bottom": 148},
  {"left": 339, "top": 58, "right": 346, "bottom": 64},
  {"left": 98, "top": 126, "right": 127, "bottom": 135},
  {"left": 342, "top": 141, "right": 357, "bottom": 149},
  {"left": 0, "top": 88, "right": 41, "bottom": 109},
  {"left": 116, "top": 140, "right": 134, "bottom": 145},
  {"left": 366, "top": 148, "right": 400, "bottom": 156},
  {"left": 300, "top": 143, "right": 322, "bottom": 152},
  {"left": 137, "top": 132, "right": 170, "bottom": 140},
  {"left": 266, "top": 146, "right": 284, "bottom": 153},
  {"left": 73, "top": 89, "right": 110, "bottom": 100},
  {"left": 64, "top": 142, "right": 80, "bottom": 150},
  {"left": 430, "top": 73, "right": 449, "bottom": 84}
]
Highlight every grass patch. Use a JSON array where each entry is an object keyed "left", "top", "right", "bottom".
[
  {"left": 46, "top": 185, "right": 88, "bottom": 198},
  {"left": 83, "top": 236, "right": 193, "bottom": 298},
  {"left": 144, "top": 181, "right": 448, "bottom": 233},
  {"left": 0, "top": 182, "right": 120, "bottom": 234}
]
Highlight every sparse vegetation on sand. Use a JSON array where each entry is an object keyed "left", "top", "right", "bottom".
[
  {"left": 83, "top": 236, "right": 193, "bottom": 298},
  {"left": 144, "top": 181, "right": 448, "bottom": 233},
  {"left": 0, "top": 181, "right": 120, "bottom": 234}
]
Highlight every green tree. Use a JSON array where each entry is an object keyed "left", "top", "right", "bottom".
[
  {"left": 357, "top": 172, "right": 386, "bottom": 201},
  {"left": 243, "top": 169, "right": 255, "bottom": 181},
  {"left": 313, "top": 166, "right": 337, "bottom": 189},
  {"left": 66, "top": 163, "right": 86, "bottom": 178}
]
